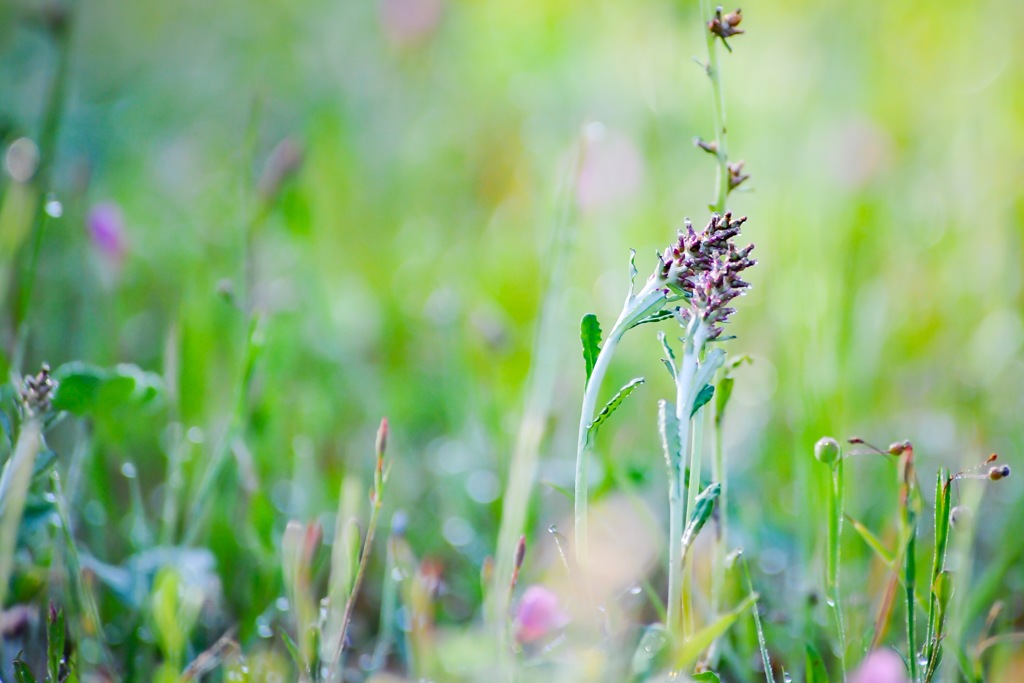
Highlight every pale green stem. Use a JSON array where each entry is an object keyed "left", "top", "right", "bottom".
[
  {"left": 682, "top": 403, "right": 706, "bottom": 638},
  {"left": 0, "top": 414, "right": 42, "bottom": 608},
  {"left": 668, "top": 342, "right": 698, "bottom": 636},
  {"left": 711, "top": 397, "right": 727, "bottom": 617},
  {"left": 575, "top": 324, "right": 625, "bottom": 567}
]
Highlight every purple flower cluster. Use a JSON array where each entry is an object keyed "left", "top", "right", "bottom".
[{"left": 656, "top": 212, "right": 755, "bottom": 339}]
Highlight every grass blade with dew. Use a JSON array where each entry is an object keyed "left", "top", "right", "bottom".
[
  {"left": 741, "top": 555, "right": 777, "bottom": 683},
  {"left": 815, "top": 437, "right": 846, "bottom": 680},
  {"left": 489, "top": 134, "right": 584, "bottom": 635}
]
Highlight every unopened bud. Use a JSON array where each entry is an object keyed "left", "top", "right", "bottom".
[
  {"left": 514, "top": 535, "right": 527, "bottom": 571},
  {"left": 376, "top": 417, "right": 389, "bottom": 458},
  {"left": 814, "top": 437, "right": 841, "bottom": 465}
]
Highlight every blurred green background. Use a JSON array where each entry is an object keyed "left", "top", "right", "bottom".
[{"left": 1, "top": 0, "right": 1022, "bottom": 677}]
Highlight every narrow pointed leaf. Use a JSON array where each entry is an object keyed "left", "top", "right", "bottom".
[
  {"left": 12, "top": 657, "right": 37, "bottom": 683},
  {"left": 805, "top": 644, "right": 830, "bottom": 683},
  {"left": 581, "top": 314, "right": 602, "bottom": 384},
  {"left": 628, "top": 309, "right": 676, "bottom": 330},
  {"left": 693, "top": 672, "right": 722, "bottom": 683},
  {"left": 846, "top": 514, "right": 895, "bottom": 565},
  {"left": 672, "top": 592, "right": 758, "bottom": 670},
  {"left": 586, "top": 377, "right": 644, "bottom": 443},
  {"left": 690, "top": 348, "right": 725, "bottom": 409},
  {"left": 48, "top": 605, "right": 65, "bottom": 682},
  {"left": 691, "top": 383, "right": 714, "bottom": 417},
  {"left": 682, "top": 483, "right": 721, "bottom": 553}
]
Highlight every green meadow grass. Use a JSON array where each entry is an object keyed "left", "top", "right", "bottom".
[{"left": 0, "top": 0, "right": 1022, "bottom": 680}]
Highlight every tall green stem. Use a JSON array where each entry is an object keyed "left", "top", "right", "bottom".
[{"left": 826, "top": 457, "right": 847, "bottom": 681}]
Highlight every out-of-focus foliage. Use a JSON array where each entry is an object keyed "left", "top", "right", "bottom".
[{"left": 0, "top": 0, "right": 1022, "bottom": 679}]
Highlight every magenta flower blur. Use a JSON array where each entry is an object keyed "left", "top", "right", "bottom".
[
  {"left": 514, "top": 585, "right": 568, "bottom": 644},
  {"left": 86, "top": 202, "right": 127, "bottom": 260},
  {"left": 379, "top": 0, "right": 443, "bottom": 47},
  {"left": 850, "top": 649, "right": 909, "bottom": 683}
]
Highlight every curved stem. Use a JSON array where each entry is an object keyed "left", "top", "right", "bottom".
[{"left": 574, "top": 324, "right": 624, "bottom": 567}]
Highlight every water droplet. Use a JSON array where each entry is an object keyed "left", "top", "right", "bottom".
[
  {"left": 275, "top": 596, "right": 290, "bottom": 612},
  {"left": 442, "top": 516, "right": 475, "bottom": 547},
  {"left": 44, "top": 195, "right": 62, "bottom": 218},
  {"left": 186, "top": 426, "right": 204, "bottom": 444},
  {"left": 121, "top": 462, "right": 137, "bottom": 479},
  {"left": 256, "top": 618, "right": 273, "bottom": 639},
  {"left": 628, "top": 585, "right": 643, "bottom": 595},
  {"left": 783, "top": 673, "right": 792, "bottom": 683}
]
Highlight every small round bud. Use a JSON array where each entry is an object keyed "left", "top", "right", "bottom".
[
  {"left": 988, "top": 465, "right": 1011, "bottom": 481},
  {"left": 815, "top": 437, "right": 841, "bottom": 465}
]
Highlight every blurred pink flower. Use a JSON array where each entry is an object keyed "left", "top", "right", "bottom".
[
  {"left": 379, "top": 0, "right": 443, "bottom": 47},
  {"left": 850, "top": 649, "right": 909, "bottom": 683},
  {"left": 86, "top": 202, "right": 127, "bottom": 261},
  {"left": 514, "top": 585, "right": 568, "bottom": 644},
  {"left": 575, "top": 126, "right": 645, "bottom": 213}
]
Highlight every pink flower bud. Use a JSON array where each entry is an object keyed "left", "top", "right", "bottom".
[
  {"left": 514, "top": 585, "right": 568, "bottom": 644},
  {"left": 86, "top": 202, "right": 127, "bottom": 261},
  {"left": 850, "top": 649, "right": 909, "bottom": 683}
]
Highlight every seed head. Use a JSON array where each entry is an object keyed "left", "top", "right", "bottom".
[
  {"left": 709, "top": 7, "right": 745, "bottom": 51},
  {"left": 656, "top": 212, "right": 755, "bottom": 339},
  {"left": 21, "top": 363, "right": 57, "bottom": 416}
]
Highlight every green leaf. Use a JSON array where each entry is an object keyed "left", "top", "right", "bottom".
[
  {"left": 280, "top": 628, "right": 309, "bottom": 678},
  {"left": 586, "top": 377, "right": 644, "bottom": 443},
  {"left": 52, "top": 362, "right": 164, "bottom": 415},
  {"left": 846, "top": 514, "right": 895, "bottom": 566},
  {"left": 692, "top": 673, "right": 722, "bottom": 683},
  {"left": 33, "top": 449, "right": 59, "bottom": 479},
  {"left": 681, "top": 483, "right": 720, "bottom": 553},
  {"left": 691, "top": 383, "right": 714, "bottom": 417},
  {"left": 692, "top": 348, "right": 725, "bottom": 400},
  {"left": 628, "top": 249, "right": 639, "bottom": 291},
  {"left": 628, "top": 309, "right": 676, "bottom": 330},
  {"left": 13, "top": 655, "right": 37, "bottom": 683},
  {"left": 658, "top": 400, "right": 680, "bottom": 472},
  {"left": 714, "top": 375, "right": 734, "bottom": 425},
  {"left": 580, "top": 314, "right": 602, "bottom": 385},
  {"left": 672, "top": 592, "right": 758, "bottom": 670},
  {"left": 48, "top": 604, "right": 65, "bottom": 682},
  {"left": 540, "top": 480, "right": 574, "bottom": 501},
  {"left": 805, "top": 644, "right": 830, "bottom": 683},
  {"left": 51, "top": 363, "right": 106, "bottom": 414},
  {"left": 630, "top": 623, "right": 672, "bottom": 680}
]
